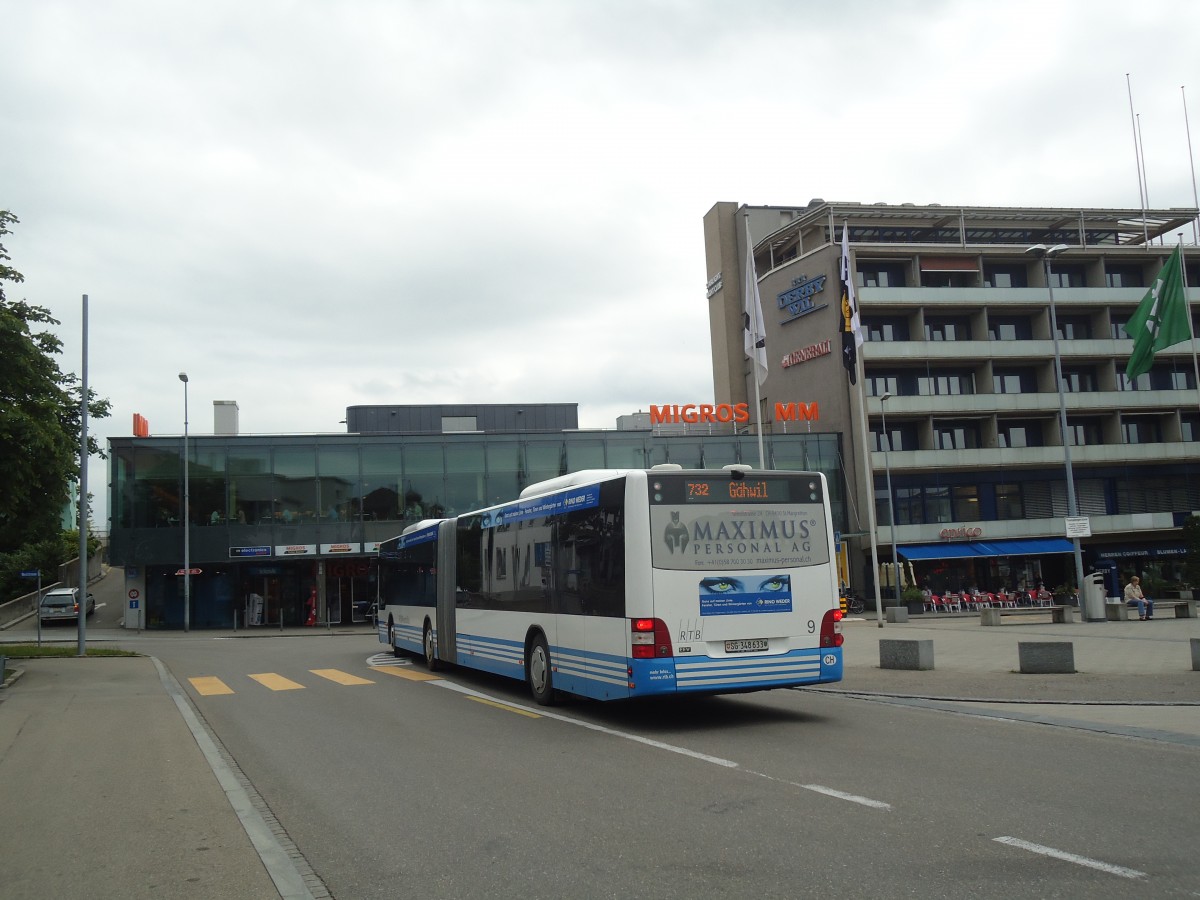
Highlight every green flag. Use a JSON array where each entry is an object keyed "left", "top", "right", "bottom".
[{"left": 1124, "top": 245, "right": 1192, "bottom": 380}]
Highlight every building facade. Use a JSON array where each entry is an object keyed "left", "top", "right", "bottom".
[
  {"left": 704, "top": 200, "right": 1200, "bottom": 599},
  {"left": 107, "top": 405, "right": 844, "bottom": 629}
]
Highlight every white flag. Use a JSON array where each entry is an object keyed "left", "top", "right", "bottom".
[{"left": 743, "top": 236, "right": 768, "bottom": 385}]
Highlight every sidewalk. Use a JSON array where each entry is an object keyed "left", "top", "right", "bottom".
[
  {"left": 0, "top": 657, "right": 294, "bottom": 900},
  {"left": 836, "top": 613, "right": 1200, "bottom": 703}
]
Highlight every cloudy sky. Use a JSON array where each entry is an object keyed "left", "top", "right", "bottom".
[{"left": 3, "top": 0, "right": 1199, "bottom": 524}]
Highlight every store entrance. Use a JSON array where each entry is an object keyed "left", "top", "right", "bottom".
[
  {"left": 240, "top": 566, "right": 303, "bottom": 628},
  {"left": 325, "top": 558, "right": 375, "bottom": 626}
]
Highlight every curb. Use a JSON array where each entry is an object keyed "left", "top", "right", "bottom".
[
  {"left": 0, "top": 665, "right": 26, "bottom": 690},
  {"left": 805, "top": 686, "right": 1200, "bottom": 706}
]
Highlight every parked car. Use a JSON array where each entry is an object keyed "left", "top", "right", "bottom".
[{"left": 39, "top": 587, "right": 96, "bottom": 624}]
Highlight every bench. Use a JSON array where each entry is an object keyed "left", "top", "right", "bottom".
[
  {"left": 1107, "top": 599, "right": 1196, "bottom": 620},
  {"left": 980, "top": 605, "right": 1076, "bottom": 626}
]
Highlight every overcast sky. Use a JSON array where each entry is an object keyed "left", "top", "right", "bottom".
[{"left": 3, "top": 0, "right": 1199, "bottom": 525}]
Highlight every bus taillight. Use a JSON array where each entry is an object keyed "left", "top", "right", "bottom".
[
  {"left": 631, "top": 618, "right": 673, "bottom": 658},
  {"left": 819, "top": 608, "right": 844, "bottom": 648}
]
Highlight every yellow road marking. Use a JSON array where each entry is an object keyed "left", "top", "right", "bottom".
[
  {"left": 189, "top": 676, "right": 234, "bottom": 696},
  {"left": 310, "top": 668, "right": 374, "bottom": 686},
  {"left": 466, "top": 696, "right": 542, "bottom": 718},
  {"left": 374, "top": 665, "right": 442, "bottom": 682},
  {"left": 248, "top": 672, "right": 305, "bottom": 691}
]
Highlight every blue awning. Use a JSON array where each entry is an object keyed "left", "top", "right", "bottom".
[{"left": 898, "top": 538, "right": 1076, "bottom": 561}]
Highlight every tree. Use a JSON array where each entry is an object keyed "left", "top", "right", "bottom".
[{"left": 0, "top": 210, "right": 112, "bottom": 559}]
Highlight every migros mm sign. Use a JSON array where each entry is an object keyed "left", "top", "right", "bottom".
[{"left": 649, "top": 403, "right": 819, "bottom": 425}]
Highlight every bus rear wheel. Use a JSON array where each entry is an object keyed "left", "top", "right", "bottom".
[
  {"left": 388, "top": 620, "right": 402, "bottom": 658},
  {"left": 526, "top": 635, "right": 555, "bottom": 706},
  {"left": 423, "top": 622, "right": 441, "bottom": 671}
]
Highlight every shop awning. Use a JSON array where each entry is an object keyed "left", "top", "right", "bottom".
[{"left": 899, "top": 538, "right": 1076, "bottom": 561}]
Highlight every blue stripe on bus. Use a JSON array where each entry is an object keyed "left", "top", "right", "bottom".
[{"left": 379, "top": 624, "right": 842, "bottom": 699}]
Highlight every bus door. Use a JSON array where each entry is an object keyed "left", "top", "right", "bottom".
[{"left": 433, "top": 520, "right": 458, "bottom": 664}]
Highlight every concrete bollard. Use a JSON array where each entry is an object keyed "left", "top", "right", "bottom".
[
  {"left": 1018, "top": 641, "right": 1075, "bottom": 674},
  {"left": 1191, "top": 638, "right": 1200, "bottom": 672},
  {"left": 886, "top": 607, "right": 909, "bottom": 624},
  {"left": 879, "top": 638, "right": 934, "bottom": 671}
]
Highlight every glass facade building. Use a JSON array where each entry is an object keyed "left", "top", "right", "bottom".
[{"left": 108, "top": 425, "right": 844, "bottom": 630}]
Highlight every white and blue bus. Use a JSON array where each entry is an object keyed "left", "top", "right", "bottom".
[{"left": 376, "top": 465, "right": 844, "bottom": 704}]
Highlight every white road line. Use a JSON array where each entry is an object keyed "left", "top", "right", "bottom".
[
  {"left": 432, "top": 680, "right": 739, "bottom": 767},
  {"left": 994, "top": 836, "right": 1146, "bottom": 880},
  {"left": 429, "top": 680, "right": 894, "bottom": 813},
  {"left": 744, "top": 770, "right": 892, "bottom": 810}
]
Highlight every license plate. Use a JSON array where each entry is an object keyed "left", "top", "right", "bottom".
[{"left": 725, "top": 638, "right": 768, "bottom": 653}]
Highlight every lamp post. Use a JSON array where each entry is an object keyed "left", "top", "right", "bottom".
[
  {"left": 1026, "top": 244, "right": 1088, "bottom": 617},
  {"left": 179, "top": 371, "right": 190, "bottom": 633},
  {"left": 879, "top": 392, "right": 902, "bottom": 610}
]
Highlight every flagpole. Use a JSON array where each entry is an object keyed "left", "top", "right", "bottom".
[
  {"left": 854, "top": 349, "right": 885, "bottom": 628},
  {"left": 744, "top": 215, "right": 766, "bottom": 468},
  {"left": 1183, "top": 85, "right": 1200, "bottom": 244},
  {"left": 1127, "top": 74, "right": 1149, "bottom": 247}
]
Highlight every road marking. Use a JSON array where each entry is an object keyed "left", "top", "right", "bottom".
[
  {"left": 249, "top": 672, "right": 305, "bottom": 691},
  {"left": 993, "top": 836, "right": 1146, "bottom": 879},
  {"left": 467, "top": 696, "right": 542, "bottom": 718},
  {"left": 374, "top": 665, "right": 442, "bottom": 682},
  {"left": 367, "top": 652, "right": 412, "bottom": 668},
  {"left": 433, "top": 680, "right": 739, "bottom": 767},
  {"left": 743, "top": 769, "right": 891, "bottom": 809},
  {"left": 189, "top": 676, "right": 235, "bottom": 696},
  {"left": 310, "top": 668, "right": 374, "bottom": 686}
]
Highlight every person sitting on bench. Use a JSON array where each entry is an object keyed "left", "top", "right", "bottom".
[{"left": 1124, "top": 576, "right": 1154, "bottom": 620}]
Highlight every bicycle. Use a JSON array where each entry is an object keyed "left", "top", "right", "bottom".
[{"left": 842, "top": 593, "right": 865, "bottom": 615}]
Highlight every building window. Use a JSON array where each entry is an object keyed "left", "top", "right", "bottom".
[
  {"left": 1183, "top": 415, "right": 1200, "bottom": 442},
  {"left": 1122, "top": 416, "right": 1163, "bottom": 444},
  {"left": 917, "top": 372, "right": 974, "bottom": 396},
  {"left": 995, "top": 483, "right": 1024, "bottom": 519},
  {"left": 872, "top": 422, "right": 919, "bottom": 452},
  {"left": 863, "top": 316, "right": 909, "bottom": 341},
  {"left": 442, "top": 416, "right": 478, "bottom": 433},
  {"left": 921, "top": 271, "right": 975, "bottom": 288},
  {"left": 1066, "top": 419, "right": 1103, "bottom": 446},
  {"left": 924, "top": 316, "right": 972, "bottom": 341},
  {"left": 983, "top": 264, "right": 1028, "bottom": 288},
  {"left": 952, "top": 485, "right": 980, "bottom": 520},
  {"left": 858, "top": 262, "right": 908, "bottom": 287},
  {"left": 1049, "top": 264, "right": 1086, "bottom": 287},
  {"left": 1105, "top": 264, "right": 1144, "bottom": 287},
  {"left": 1059, "top": 367, "right": 1097, "bottom": 393},
  {"left": 1054, "top": 315, "right": 1092, "bottom": 340},
  {"left": 933, "top": 421, "right": 981, "bottom": 450},
  {"left": 998, "top": 421, "right": 1044, "bottom": 448},
  {"left": 867, "top": 375, "right": 899, "bottom": 398},
  {"left": 993, "top": 368, "right": 1037, "bottom": 394},
  {"left": 988, "top": 316, "right": 1033, "bottom": 341}
]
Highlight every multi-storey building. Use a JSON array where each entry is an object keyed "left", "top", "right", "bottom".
[{"left": 704, "top": 200, "right": 1200, "bottom": 600}]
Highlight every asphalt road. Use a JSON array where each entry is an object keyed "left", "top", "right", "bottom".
[{"left": 116, "top": 632, "right": 1199, "bottom": 899}]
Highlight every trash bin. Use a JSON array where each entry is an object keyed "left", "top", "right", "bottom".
[{"left": 1083, "top": 571, "right": 1107, "bottom": 622}]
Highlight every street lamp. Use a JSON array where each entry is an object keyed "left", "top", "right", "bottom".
[
  {"left": 179, "top": 371, "right": 190, "bottom": 633},
  {"left": 1026, "top": 244, "right": 1088, "bottom": 618},
  {"left": 879, "top": 392, "right": 902, "bottom": 611}
]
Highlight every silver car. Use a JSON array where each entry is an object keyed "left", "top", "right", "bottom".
[{"left": 39, "top": 587, "right": 97, "bottom": 623}]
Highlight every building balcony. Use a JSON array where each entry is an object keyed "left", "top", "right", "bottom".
[
  {"left": 867, "top": 389, "right": 1199, "bottom": 417},
  {"left": 871, "top": 440, "right": 1200, "bottom": 474}
]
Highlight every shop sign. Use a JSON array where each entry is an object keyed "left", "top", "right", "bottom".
[
  {"left": 705, "top": 272, "right": 723, "bottom": 298},
  {"left": 777, "top": 274, "right": 828, "bottom": 321},
  {"left": 275, "top": 544, "right": 317, "bottom": 557},
  {"left": 939, "top": 526, "right": 983, "bottom": 540},
  {"left": 320, "top": 542, "right": 361, "bottom": 554},
  {"left": 650, "top": 402, "right": 818, "bottom": 425},
  {"left": 230, "top": 546, "right": 270, "bottom": 558},
  {"left": 781, "top": 340, "right": 832, "bottom": 369}
]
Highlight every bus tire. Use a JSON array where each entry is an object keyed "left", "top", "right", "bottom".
[
  {"left": 423, "top": 621, "right": 441, "bottom": 671},
  {"left": 526, "top": 634, "right": 555, "bottom": 706},
  {"left": 388, "top": 619, "right": 402, "bottom": 658}
]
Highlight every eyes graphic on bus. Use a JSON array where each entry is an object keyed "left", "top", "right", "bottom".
[
  {"left": 700, "top": 575, "right": 790, "bottom": 595},
  {"left": 663, "top": 511, "right": 689, "bottom": 553}
]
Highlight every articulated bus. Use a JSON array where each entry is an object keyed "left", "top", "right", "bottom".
[{"left": 376, "top": 465, "right": 844, "bottom": 704}]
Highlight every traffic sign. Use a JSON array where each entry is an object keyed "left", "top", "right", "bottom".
[
  {"left": 19, "top": 570, "right": 40, "bottom": 578},
  {"left": 174, "top": 568, "right": 203, "bottom": 576}
]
